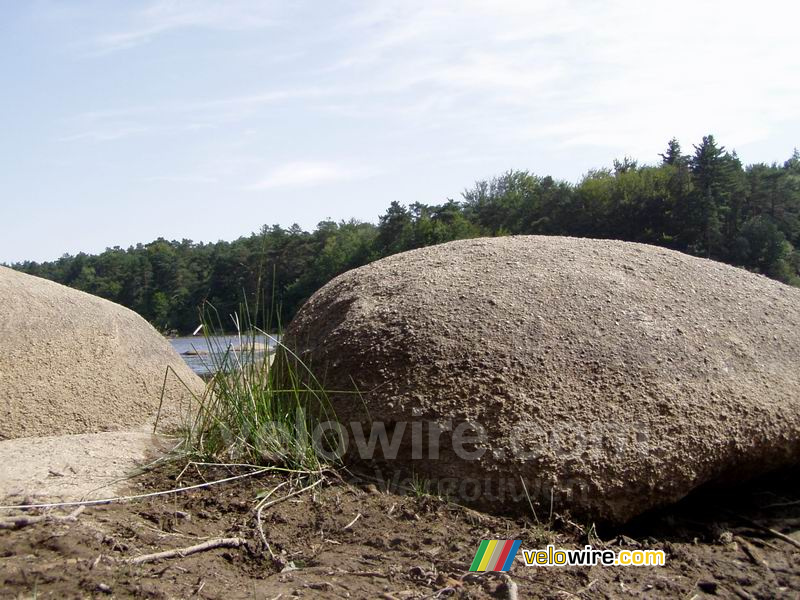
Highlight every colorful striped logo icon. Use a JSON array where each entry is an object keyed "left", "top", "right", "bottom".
[{"left": 469, "top": 539, "right": 522, "bottom": 572}]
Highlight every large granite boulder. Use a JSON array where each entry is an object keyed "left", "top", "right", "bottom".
[
  {"left": 0, "top": 266, "right": 205, "bottom": 439},
  {"left": 284, "top": 236, "right": 800, "bottom": 523}
]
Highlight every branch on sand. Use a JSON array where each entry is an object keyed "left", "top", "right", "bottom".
[
  {"left": 734, "top": 514, "right": 800, "bottom": 551},
  {"left": 0, "top": 506, "right": 85, "bottom": 530},
  {"left": 127, "top": 537, "right": 248, "bottom": 565}
]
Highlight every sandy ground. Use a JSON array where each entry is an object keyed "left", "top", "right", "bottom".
[{"left": 0, "top": 429, "right": 176, "bottom": 507}]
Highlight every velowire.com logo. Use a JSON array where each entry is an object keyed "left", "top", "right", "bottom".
[
  {"left": 469, "top": 540, "right": 522, "bottom": 572},
  {"left": 470, "top": 540, "right": 667, "bottom": 570}
]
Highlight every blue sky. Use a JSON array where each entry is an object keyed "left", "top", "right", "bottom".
[{"left": 2, "top": 0, "right": 799, "bottom": 263}]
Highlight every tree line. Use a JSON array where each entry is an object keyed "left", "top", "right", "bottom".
[{"left": 10, "top": 136, "right": 800, "bottom": 334}]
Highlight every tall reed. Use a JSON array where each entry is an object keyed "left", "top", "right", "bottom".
[{"left": 181, "top": 298, "right": 339, "bottom": 475}]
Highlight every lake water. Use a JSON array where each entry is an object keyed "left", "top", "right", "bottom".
[{"left": 170, "top": 334, "right": 278, "bottom": 376}]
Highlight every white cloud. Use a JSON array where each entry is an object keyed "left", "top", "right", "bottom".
[{"left": 245, "top": 161, "right": 379, "bottom": 190}]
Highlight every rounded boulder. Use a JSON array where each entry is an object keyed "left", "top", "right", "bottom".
[
  {"left": 0, "top": 266, "right": 205, "bottom": 439},
  {"left": 285, "top": 236, "right": 800, "bottom": 523}
]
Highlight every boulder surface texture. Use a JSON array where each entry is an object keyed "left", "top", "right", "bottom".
[
  {"left": 285, "top": 236, "right": 800, "bottom": 523},
  {"left": 0, "top": 266, "right": 204, "bottom": 439}
]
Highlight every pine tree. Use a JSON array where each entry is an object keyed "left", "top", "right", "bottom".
[
  {"left": 687, "top": 135, "right": 734, "bottom": 257},
  {"left": 660, "top": 138, "right": 686, "bottom": 166}
]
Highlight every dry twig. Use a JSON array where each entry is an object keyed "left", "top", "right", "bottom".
[
  {"left": 734, "top": 536, "right": 769, "bottom": 569},
  {"left": 255, "top": 479, "right": 322, "bottom": 560},
  {"left": 0, "top": 506, "right": 85, "bottom": 530},
  {"left": 127, "top": 537, "right": 247, "bottom": 565},
  {"left": 735, "top": 514, "right": 800, "bottom": 551},
  {"left": 343, "top": 512, "right": 362, "bottom": 530}
]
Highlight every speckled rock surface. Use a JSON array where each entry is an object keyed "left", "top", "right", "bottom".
[
  {"left": 285, "top": 236, "right": 800, "bottom": 523},
  {"left": 0, "top": 266, "right": 204, "bottom": 439}
]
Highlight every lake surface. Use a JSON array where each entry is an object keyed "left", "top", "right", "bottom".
[{"left": 170, "top": 334, "right": 278, "bottom": 376}]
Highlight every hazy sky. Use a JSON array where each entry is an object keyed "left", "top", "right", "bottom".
[{"left": 2, "top": 0, "right": 799, "bottom": 263}]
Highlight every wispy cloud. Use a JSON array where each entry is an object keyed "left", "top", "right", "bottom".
[
  {"left": 144, "top": 174, "right": 218, "bottom": 184},
  {"left": 57, "top": 126, "right": 151, "bottom": 143},
  {"left": 245, "top": 161, "right": 379, "bottom": 190},
  {"left": 94, "top": 0, "right": 278, "bottom": 52},
  {"left": 55, "top": 0, "right": 800, "bottom": 168},
  {"left": 318, "top": 0, "right": 800, "bottom": 156},
  {"left": 67, "top": 86, "right": 340, "bottom": 134}
]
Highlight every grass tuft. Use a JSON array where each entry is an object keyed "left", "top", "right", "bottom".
[{"left": 180, "top": 298, "right": 340, "bottom": 477}]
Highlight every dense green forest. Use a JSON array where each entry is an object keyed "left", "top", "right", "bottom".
[{"left": 10, "top": 136, "right": 800, "bottom": 334}]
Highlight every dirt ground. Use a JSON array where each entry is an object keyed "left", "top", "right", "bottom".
[{"left": 1, "top": 463, "right": 798, "bottom": 599}]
